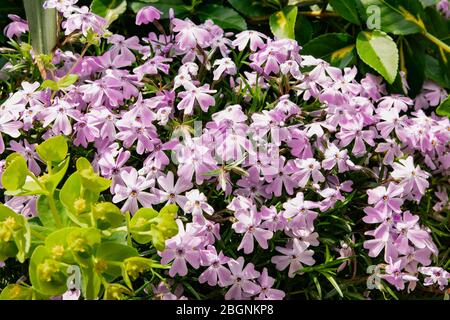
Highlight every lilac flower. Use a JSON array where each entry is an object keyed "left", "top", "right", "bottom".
[
  {"left": 135, "top": 6, "right": 162, "bottom": 25},
  {"left": 264, "top": 157, "right": 296, "bottom": 197},
  {"left": 293, "top": 158, "right": 325, "bottom": 188},
  {"left": 383, "top": 258, "right": 418, "bottom": 291},
  {"left": 391, "top": 156, "right": 430, "bottom": 200},
  {"left": 116, "top": 118, "right": 158, "bottom": 155},
  {"left": 160, "top": 220, "right": 202, "bottom": 277},
  {"left": 271, "top": 240, "right": 315, "bottom": 278},
  {"left": 112, "top": 168, "right": 156, "bottom": 214},
  {"left": 224, "top": 257, "right": 261, "bottom": 300},
  {"left": 378, "top": 95, "right": 413, "bottom": 112},
  {"left": 198, "top": 246, "right": 231, "bottom": 286},
  {"left": 322, "top": 143, "right": 351, "bottom": 173},
  {"left": 282, "top": 192, "right": 318, "bottom": 230},
  {"left": 336, "top": 118, "right": 376, "bottom": 156},
  {"left": 255, "top": 268, "right": 285, "bottom": 300},
  {"left": 213, "top": 58, "right": 237, "bottom": 81},
  {"left": 73, "top": 115, "right": 100, "bottom": 148},
  {"left": 172, "top": 18, "right": 211, "bottom": 50},
  {"left": 394, "top": 211, "right": 431, "bottom": 253},
  {"left": 133, "top": 56, "right": 172, "bottom": 80},
  {"left": 363, "top": 223, "right": 397, "bottom": 261},
  {"left": 80, "top": 76, "right": 124, "bottom": 108},
  {"left": 0, "top": 114, "right": 23, "bottom": 154},
  {"left": 9, "top": 140, "right": 41, "bottom": 175},
  {"left": 183, "top": 189, "right": 214, "bottom": 222},
  {"left": 63, "top": 6, "right": 107, "bottom": 36},
  {"left": 153, "top": 171, "right": 193, "bottom": 208},
  {"left": 232, "top": 30, "right": 267, "bottom": 51},
  {"left": 177, "top": 83, "right": 216, "bottom": 115},
  {"left": 419, "top": 267, "right": 450, "bottom": 290},
  {"left": 108, "top": 35, "right": 142, "bottom": 63},
  {"left": 367, "top": 183, "right": 404, "bottom": 213},
  {"left": 3, "top": 14, "right": 28, "bottom": 39},
  {"left": 232, "top": 208, "right": 273, "bottom": 254},
  {"left": 97, "top": 147, "right": 131, "bottom": 192}
]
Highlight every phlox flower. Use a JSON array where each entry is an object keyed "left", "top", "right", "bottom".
[
  {"left": 172, "top": 18, "right": 211, "bottom": 50},
  {"left": 232, "top": 208, "right": 273, "bottom": 254},
  {"left": 112, "top": 168, "right": 156, "bottom": 214},
  {"left": 9, "top": 140, "right": 41, "bottom": 175},
  {"left": 383, "top": 258, "right": 418, "bottom": 291},
  {"left": 153, "top": 171, "right": 193, "bottom": 208},
  {"left": 292, "top": 158, "right": 325, "bottom": 188},
  {"left": 419, "top": 267, "right": 450, "bottom": 290},
  {"left": 232, "top": 30, "right": 267, "bottom": 51},
  {"left": 198, "top": 246, "right": 231, "bottom": 286},
  {"left": 160, "top": 220, "right": 203, "bottom": 277},
  {"left": 135, "top": 6, "right": 162, "bottom": 25},
  {"left": 213, "top": 58, "right": 237, "bottom": 81},
  {"left": 0, "top": 113, "right": 23, "bottom": 154},
  {"left": 63, "top": 6, "right": 107, "bottom": 36},
  {"left": 3, "top": 14, "right": 28, "bottom": 39},
  {"left": 336, "top": 118, "right": 376, "bottom": 156},
  {"left": 390, "top": 156, "right": 430, "bottom": 200},
  {"left": 271, "top": 240, "right": 315, "bottom": 278},
  {"left": 177, "top": 83, "right": 216, "bottom": 115},
  {"left": 282, "top": 192, "right": 319, "bottom": 230},
  {"left": 42, "top": 98, "right": 79, "bottom": 135},
  {"left": 254, "top": 268, "right": 285, "bottom": 300},
  {"left": 367, "top": 182, "right": 404, "bottom": 213},
  {"left": 183, "top": 189, "right": 214, "bottom": 222},
  {"left": 224, "top": 257, "right": 261, "bottom": 300}
]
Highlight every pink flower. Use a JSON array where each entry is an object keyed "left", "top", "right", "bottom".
[
  {"left": 63, "top": 6, "right": 107, "bottom": 36},
  {"left": 293, "top": 158, "right": 325, "bottom": 188},
  {"left": 232, "top": 208, "right": 273, "bottom": 254},
  {"left": 383, "top": 258, "right": 418, "bottom": 291},
  {"left": 135, "top": 6, "right": 162, "bottom": 25},
  {"left": 255, "top": 268, "right": 285, "bottom": 300},
  {"left": 3, "top": 14, "right": 28, "bottom": 39},
  {"left": 419, "top": 267, "right": 450, "bottom": 290},
  {"left": 232, "top": 30, "right": 267, "bottom": 51},
  {"left": 172, "top": 18, "right": 211, "bottom": 50},
  {"left": 322, "top": 143, "right": 351, "bottom": 173},
  {"left": 198, "top": 246, "right": 231, "bottom": 286},
  {"left": 112, "top": 168, "right": 156, "bottom": 214},
  {"left": 160, "top": 220, "right": 202, "bottom": 277},
  {"left": 367, "top": 183, "right": 404, "bottom": 213},
  {"left": 391, "top": 156, "right": 429, "bottom": 200},
  {"left": 183, "top": 189, "right": 214, "bottom": 222},
  {"left": 224, "top": 257, "right": 261, "bottom": 300},
  {"left": 336, "top": 118, "right": 376, "bottom": 156},
  {"left": 8, "top": 140, "right": 41, "bottom": 175},
  {"left": 0, "top": 113, "right": 23, "bottom": 154},
  {"left": 153, "top": 171, "right": 193, "bottom": 208},
  {"left": 282, "top": 192, "right": 318, "bottom": 230},
  {"left": 177, "top": 83, "right": 216, "bottom": 115},
  {"left": 271, "top": 240, "right": 315, "bottom": 278},
  {"left": 213, "top": 58, "right": 237, "bottom": 81}
]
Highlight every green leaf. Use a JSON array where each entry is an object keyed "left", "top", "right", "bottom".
[
  {"left": 44, "top": 157, "right": 70, "bottom": 193},
  {"left": 92, "top": 202, "right": 125, "bottom": 230},
  {"left": 1, "top": 153, "right": 28, "bottom": 191},
  {"left": 419, "top": 0, "right": 438, "bottom": 6},
  {"left": 424, "top": 54, "right": 450, "bottom": 89},
  {"left": 57, "top": 74, "right": 79, "bottom": 89},
  {"left": 400, "top": 37, "right": 425, "bottom": 97},
  {"left": 60, "top": 172, "right": 97, "bottom": 227},
  {"left": 91, "top": 0, "right": 127, "bottom": 25},
  {"left": 302, "top": 33, "right": 356, "bottom": 68},
  {"left": 66, "top": 228, "right": 101, "bottom": 267},
  {"left": 356, "top": 30, "right": 399, "bottom": 84},
  {"left": 0, "top": 284, "right": 34, "bottom": 300},
  {"left": 359, "top": 0, "right": 423, "bottom": 35},
  {"left": 330, "top": 0, "right": 362, "bottom": 25},
  {"left": 270, "top": 6, "right": 298, "bottom": 40},
  {"left": 436, "top": 96, "right": 450, "bottom": 117},
  {"left": 40, "top": 80, "right": 59, "bottom": 91},
  {"left": 130, "top": 0, "right": 190, "bottom": 17},
  {"left": 23, "top": 0, "right": 57, "bottom": 54},
  {"left": 122, "top": 257, "right": 160, "bottom": 289},
  {"left": 197, "top": 5, "right": 247, "bottom": 31},
  {"left": 95, "top": 242, "right": 138, "bottom": 278},
  {"left": 29, "top": 246, "right": 69, "bottom": 296},
  {"left": 129, "top": 207, "right": 159, "bottom": 244},
  {"left": 227, "top": 0, "right": 272, "bottom": 18},
  {"left": 36, "top": 135, "right": 68, "bottom": 163},
  {"left": 295, "top": 15, "right": 313, "bottom": 45},
  {"left": 323, "top": 273, "right": 344, "bottom": 298},
  {"left": 76, "top": 158, "right": 111, "bottom": 193},
  {"left": 81, "top": 266, "right": 102, "bottom": 300},
  {"left": 0, "top": 204, "right": 31, "bottom": 263},
  {"left": 44, "top": 227, "right": 80, "bottom": 264},
  {"left": 37, "top": 193, "right": 69, "bottom": 229}
]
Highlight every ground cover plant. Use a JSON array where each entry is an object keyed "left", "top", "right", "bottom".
[{"left": 0, "top": 0, "right": 449, "bottom": 300}]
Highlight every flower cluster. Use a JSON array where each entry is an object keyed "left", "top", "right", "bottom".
[{"left": 0, "top": 1, "right": 449, "bottom": 300}]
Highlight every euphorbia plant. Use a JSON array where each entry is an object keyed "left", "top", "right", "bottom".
[{"left": 0, "top": 136, "right": 178, "bottom": 300}]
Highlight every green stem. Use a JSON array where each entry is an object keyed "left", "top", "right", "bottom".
[
  {"left": 30, "top": 229, "right": 46, "bottom": 241},
  {"left": 423, "top": 31, "right": 450, "bottom": 54},
  {"left": 47, "top": 192, "right": 63, "bottom": 228}
]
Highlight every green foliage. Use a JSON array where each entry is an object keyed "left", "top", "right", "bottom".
[
  {"left": 356, "top": 30, "right": 399, "bottom": 84},
  {"left": 197, "top": 5, "right": 247, "bottom": 31},
  {"left": 91, "top": 0, "right": 127, "bottom": 25},
  {"left": 436, "top": 96, "right": 450, "bottom": 117},
  {"left": 0, "top": 137, "right": 178, "bottom": 300},
  {"left": 270, "top": 6, "right": 298, "bottom": 40}
]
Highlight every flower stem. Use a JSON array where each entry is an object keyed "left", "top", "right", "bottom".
[
  {"left": 423, "top": 31, "right": 450, "bottom": 54},
  {"left": 47, "top": 192, "right": 63, "bottom": 228}
]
